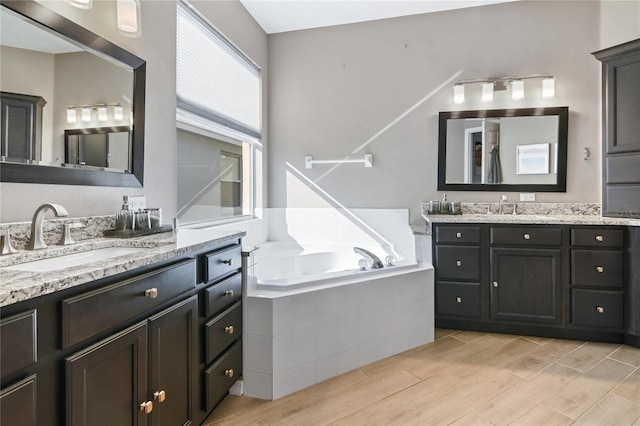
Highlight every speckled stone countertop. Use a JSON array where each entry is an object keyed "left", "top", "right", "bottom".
[
  {"left": 0, "top": 228, "right": 245, "bottom": 307},
  {"left": 422, "top": 213, "right": 640, "bottom": 226}
]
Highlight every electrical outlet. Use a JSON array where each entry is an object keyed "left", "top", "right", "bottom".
[
  {"left": 127, "top": 195, "right": 146, "bottom": 210},
  {"left": 520, "top": 193, "right": 536, "bottom": 202}
]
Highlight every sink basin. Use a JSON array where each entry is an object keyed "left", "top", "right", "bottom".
[{"left": 3, "top": 247, "right": 150, "bottom": 272}]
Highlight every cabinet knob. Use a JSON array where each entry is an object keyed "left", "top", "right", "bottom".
[
  {"left": 225, "top": 369, "right": 234, "bottom": 378},
  {"left": 224, "top": 290, "right": 234, "bottom": 298},
  {"left": 222, "top": 258, "right": 233, "bottom": 266},
  {"left": 153, "top": 390, "right": 166, "bottom": 403},
  {"left": 595, "top": 235, "right": 604, "bottom": 242},
  {"left": 596, "top": 306, "right": 604, "bottom": 314},
  {"left": 144, "top": 288, "right": 158, "bottom": 299},
  {"left": 523, "top": 233, "right": 531, "bottom": 240},
  {"left": 139, "top": 401, "right": 153, "bottom": 414},
  {"left": 596, "top": 266, "right": 604, "bottom": 273},
  {"left": 456, "top": 260, "right": 462, "bottom": 267},
  {"left": 225, "top": 325, "right": 234, "bottom": 334},
  {"left": 493, "top": 281, "right": 499, "bottom": 288},
  {"left": 456, "top": 232, "right": 462, "bottom": 238},
  {"left": 456, "top": 296, "right": 462, "bottom": 303}
]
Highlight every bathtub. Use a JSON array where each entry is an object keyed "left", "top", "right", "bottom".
[
  {"left": 253, "top": 241, "right": 419, "bottom": 290},
  {"left": 244, "top": 240, "right": 434, "bottom": 400}
]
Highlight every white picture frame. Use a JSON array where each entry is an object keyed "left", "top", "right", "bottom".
[{"left": 516, "top": 143, "right": 550, "bottom": 175}]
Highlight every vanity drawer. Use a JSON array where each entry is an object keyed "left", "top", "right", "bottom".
[
  {"left": 491, "top": 227, "right": 562, "bottom": 247},
  {"left": 205, "top": 244, "right": 242, "bottom": 283},
  {"left": 0, "top": 310, "right": 37, "bottom": 378},
  {"left": 62, "top": 259, "right": 196, "bottom": 348},
  {"left": 435, "top": 246, "right": 480, "bottom": 281},
  {"left": 436, "top": 282, "right": 481, "bottom": 318},
  {"left": 571, "top": 228, "right": 624, "bottom": 248},
  {"left": 206, "top": 301, "right": 242, "bottom": 365},
  {"left": 571, "top": 250, "right": 624, "bottom": 288},
  {"left": 205, "top": 273, "right": 242, "bottom": 318},
  {"left": 205, "top": 340, "right": 242, "bottom": 412},
  {"left": 435, "top": 225, "right": 481, "bottom": 245},
  {"left": 571, "top": 289, "right": 624, "bottom": 329}
]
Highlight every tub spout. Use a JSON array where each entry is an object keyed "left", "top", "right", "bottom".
[{"left": 353, "top": 247, "right": 384, "bottom": 269}]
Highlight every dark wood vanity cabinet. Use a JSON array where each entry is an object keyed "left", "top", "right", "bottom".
[
  {"left": 593, "top": 39, "right": 640, "bottom": 218},
  {"left": 433, "top": 223, "right": 635, "bottom": 345}
]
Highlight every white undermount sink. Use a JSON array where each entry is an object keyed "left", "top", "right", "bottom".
[{"left": 3, "top": 247, "right": 149, "bottom": 272}]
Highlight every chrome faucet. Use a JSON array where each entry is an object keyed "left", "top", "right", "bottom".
[
  {"left": 353, "top": 247, "right": 384, "bottom": 269},
  {"left": 498, "top": 195, "right": 508, "bottom": 215},
  {"left": 28, "top": 203, "right": 69, "bottom": 250}
]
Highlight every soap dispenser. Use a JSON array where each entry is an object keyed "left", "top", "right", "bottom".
[
  {"left": 116, "top": 196, "right": 134, "bottom": 230},
  {"left": 441, "top": 193, "right": 451, "bottom": 213}
]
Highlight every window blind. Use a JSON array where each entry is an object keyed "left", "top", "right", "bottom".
[{"left": 176, "top": 1, "right": 260, "bottom": 139}]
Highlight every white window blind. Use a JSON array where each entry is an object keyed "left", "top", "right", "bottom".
[{"left": 176, "top": 1, "right": 260, "bottom": 139}]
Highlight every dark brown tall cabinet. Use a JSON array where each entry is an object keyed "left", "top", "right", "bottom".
[
  {"left": 0, "top": 91, "right": 46, "bottom": 161},
  {"left": 593, "top": 39, "right": 640, "bottom": 218}
]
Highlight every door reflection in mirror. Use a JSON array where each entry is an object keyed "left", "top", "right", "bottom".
[{"left": 64, "top": 127, "right": 131, "bottom": 171}]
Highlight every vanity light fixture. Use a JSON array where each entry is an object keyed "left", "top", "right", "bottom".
[
  {"left": 117, "top": 0, "right": 141, "bottom": 37},
  {"left": 66, "top": 103, "right": 126, "bottom": 124},
  {"left": 65, "top": 0, "right": 92, "bottom": 9},
  {"left": 81, "top": 107, "right": 92, "bottom": 123},
  {"left": 66, "top": 108, "right": 77, "bottom": 124},
  {"left": 113, "top": 105, "right": 125, "bottom": 121},
  {"left": 453, "top": 74, "right": 555, "bottom": 103},
  {"left": 97, "top": 106, "right": 108, "bottom": 122}
]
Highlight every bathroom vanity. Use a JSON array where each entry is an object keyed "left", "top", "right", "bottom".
[
  {"left": 429, "top": 213, "right": 640, "bottom": 347},
  {"left": 0, "top": 229, "right": 244, "bottom": 425}
]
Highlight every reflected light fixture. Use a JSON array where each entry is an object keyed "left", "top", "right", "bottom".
[
  {"left": 81, "top": 107, "right": 92, "bottom": 122},
  {"left": 117, "top": 0, "right": 141, "bottom": 37},
  {"left": 66, "top": 108, "right": 77, "bottom": 124},
  {"left": 113, "top": 105, "right": 125, "bottom": 121},
  {"left": 97, "top": 106, "right": 108, "bottom": 122},
  {"left": 511, "top": 80, "right": 525, "bottom": 100},
  {"left": 453, "top": 74, "right": 555, "bottom": 103},
  {"left": 65, "top": 0, "right": 92, "bottom": 9},
  {"left": 481, "top": 82, "right": 494, "bottom": 102}
]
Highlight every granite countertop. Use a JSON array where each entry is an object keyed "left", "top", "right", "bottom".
[
  {"left": 421, "top": 213, "right": 640, "bottom": 226},
  {"left": 0, "top": 228, "right": 246, "bottom": 307}
]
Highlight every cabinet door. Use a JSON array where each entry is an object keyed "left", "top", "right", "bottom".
[
  {"left": 490, "top": 248, "right": 562, "bottom": 324},
  {"left": 66, "top": 322, "right": 148, "bottom": 426},
  {"left": 0, "top": 375, "right": 37, "bottom": 426},
  {"left": 148, "top": 296, "right": 197, "bottom": 426}
]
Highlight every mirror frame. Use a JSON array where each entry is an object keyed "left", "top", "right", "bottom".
[
  {"left": 0, "top": 0, "right": 145, "bottom": 187},
  {"left": 437, "top": 106, "right": 568, "bottom": 192}
]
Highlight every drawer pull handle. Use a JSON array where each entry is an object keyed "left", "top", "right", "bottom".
[
  {"left": 224, "top": 290, "right": 234, "bottom": 298},
  {"left": 153, "top": 390, "right": 166, "bottom": 403},
  {"left": 595, "top": 235, "right": 604, "bottom": 242},
  {"left": 493, "top": 281, "right": 499, "bottom": 288},
  {"left": 456, "top": 260, "right": 462, "bottom": 267},
  {"left": 144, "top": 288, "right": 158, "bottom": 299},
  {"left": 225, "top": 369, "right": 234, "bottom": 378},
  {"left": 456, "top": 296, "right": 462, "bottom": 303},
  {"left": 222, "top": 258, "right": 233, "bottom": 266},
  {"left": 596, "top": 266, "right": 604, "bottom": 273},
  {"left": 139, "top": 401, "right": 153, "bottom": 414},
  {"left": 456, "top": 232, "right": 462, "bottom": 238},
  {"left": 596, "top": 306, "right": 604, "bottom": 314},
  {"left": 523, "top": 233, "right": 531, "bottom": 240},
  {"left": 225, "top": 325, "right": 234, "bottom": 334}
]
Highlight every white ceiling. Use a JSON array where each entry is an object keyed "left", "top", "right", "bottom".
[{"left": 240, "top": 0, "right": 517, "bottom": 34}]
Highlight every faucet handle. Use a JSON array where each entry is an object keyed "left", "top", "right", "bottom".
[
  {"left": 0, "top": 230, "right": 18, "bottom": 255},
  {"left": 61, "top": 223, "right": 84, "bottom": 246}
]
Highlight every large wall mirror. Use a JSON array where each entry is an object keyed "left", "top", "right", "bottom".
[
  {"left": 438, "top": 107, "right": 568, "bottom": 192},
  {"left": 0, "top": 0, "right": 145, "bottom": 187}
]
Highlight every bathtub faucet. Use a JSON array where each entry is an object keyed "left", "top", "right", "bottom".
[{"left": 353, "top": 247, "right": 384, "bottom": 269}]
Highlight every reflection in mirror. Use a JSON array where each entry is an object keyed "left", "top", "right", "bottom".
[
  {"left": 0, "top": 0, "right": 145, "bottom": 187},
  {"left": 65, "top": 127, "right": 131, "bottom": 171},
  {"left": 438, "top": 107, "right": 568, "bottom": 192}
]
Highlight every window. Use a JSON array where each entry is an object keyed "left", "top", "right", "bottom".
[{"left": 176, "top": 0, "right": 260, "bottom": 224}]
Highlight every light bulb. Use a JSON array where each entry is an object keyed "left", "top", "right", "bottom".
[
  {"left": 453, "top": 84, "right": 465, "bottom": 104},
  {"left": 542, "top": 77, "right": 555, "bottom": 98},
  {"left": 511, "top": 80, "right": 525, "bottom": 100},
  {"left": 117, "top": 0, "right": 141, "bottom": 37},
  {"left": 65, "top": 0, "right": 92, "bottom": 9},
  {"left": 82, "top": 107, "right": 92, "bottom": 122},
  {"left": 481, "top": 82, "right": 494, "bottom": 102},
  {"left": 66, "top": 108, "right": 77, "bottom": 124},
  {"left": 97, "top": 106, "right": 108, "bottom": 122},
  {"left": 113, "top": 105, "right": 124, "bottom": 121}
]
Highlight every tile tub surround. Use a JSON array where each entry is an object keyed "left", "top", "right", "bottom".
[
  {"left": 0, "top": 228, "right": 246, "bottom": 307},
  {"left": 421, "top": 202, "right": 640, "bottom": 226},
  {"left": 244, "top": 266, "right": 435, "bottom": 400}
]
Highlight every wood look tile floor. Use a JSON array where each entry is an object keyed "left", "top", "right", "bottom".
[{"left": 203, "top": 330, "right": 640, "bottom": 425}]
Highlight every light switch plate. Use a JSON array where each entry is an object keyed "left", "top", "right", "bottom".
[{"left": 520, "top": 193, "right": 536, "bottom": 202}]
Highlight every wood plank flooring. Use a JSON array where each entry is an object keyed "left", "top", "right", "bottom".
[{"left": 203, "top": 330, "right": 640, "bottom": 425}]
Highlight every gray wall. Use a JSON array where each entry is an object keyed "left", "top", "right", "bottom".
[
  {"left": 0, "top": 0, "right": 267, "bottom": 223},
  {"left": 267, "top": 0, "right": 638, "bottom": 224}
]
